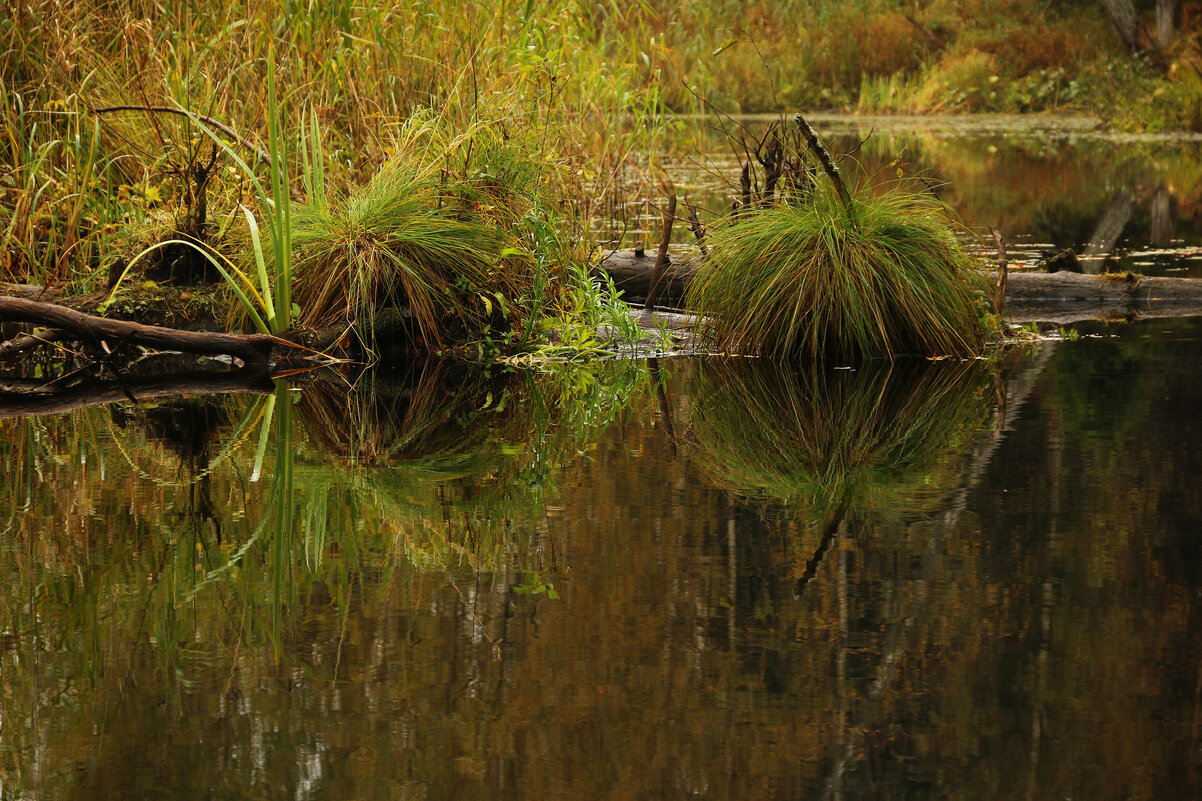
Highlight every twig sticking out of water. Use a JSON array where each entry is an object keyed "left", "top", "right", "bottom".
[
  {"left": 991, "top": 226, "right": 1009, "bottom": 314},
  {"left": 737, "top": 161, "right": 752, "bottom": 216},
  {"left": 645, "top": 193, "right": 677, "bottom": 311},
  {"left": 794, "top": 113, "right": 852, "bottom": 209},
  {"left": 758, "top": 130, "right": 784, "bottom": 204},
  {"left": 685, "top": 200, "right": 708, "bottom": 257}
]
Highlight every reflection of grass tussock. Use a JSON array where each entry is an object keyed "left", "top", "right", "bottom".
[
  {"left": 296, "top": 359, "right": 511, "bottom": 471},
  {"left": 691, "top": 357, "right": 994, "bottom": 517},
  {"left": 290, "top": 358, "right": 648, "bottom": 568}
]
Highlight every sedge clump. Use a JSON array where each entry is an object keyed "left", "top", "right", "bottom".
[
  {"left": 686, "top": 183, "right": 994, "bottom": 361},
  {"left": 288, "top": 120, "right": 551, "bottom": 347}
]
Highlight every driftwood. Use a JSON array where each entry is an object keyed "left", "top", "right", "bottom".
[
  {"left": 598, "top": 249, "right": 1202, "bottom": 322},
  {"left": 0, "top": 368, "right": 274, "bottom": 418},
  {"left": 0, "top": 296, "right": 277, "bottom": 366}
]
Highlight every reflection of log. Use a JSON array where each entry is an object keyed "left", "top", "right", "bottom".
[
  {"left": 599, "top": 250, "right": 1202, "bottom": 321},
  {"left": 1151, "top": 186, "right": 1174, "bottom": 247},
  {"left": 1083, "top": 189, "right": 1134, "bottom": 271},
  {"left": 0, "top": 296, "right": 276, "bottom": 365},
  {"left": 0, "top": 368, "right": 274, "bottom": 418}
]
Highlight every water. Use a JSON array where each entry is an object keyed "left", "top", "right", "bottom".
[
  {"left": 3, "top": 314, "right": 1202, "bottom": 799},
  {"left": 604, "top": 114, "right": 1202, "bottom": 278}
]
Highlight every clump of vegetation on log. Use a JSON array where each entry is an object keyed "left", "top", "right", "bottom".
[{"left": 687, "top": 163, "right": 994, "bottom": 361}]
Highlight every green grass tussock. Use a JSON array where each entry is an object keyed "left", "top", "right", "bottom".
[
  {"left": 287, "top": 120, "right": 548, "bottom": 345},
  {"left": 687, "top": 184, "right": 993, "bottom": 361}
]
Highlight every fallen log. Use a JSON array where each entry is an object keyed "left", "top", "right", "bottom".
[
  {"left": 0, "top": 283, "right": 56, "bottom": 299},
  {"left": 598, "top": 250, "right": 698, "bottom": 306},
  {"left": 0, "top": 328, "right": 66, "bottom": 357},
  {"left": 0, "top": 368, "right": 274, "bottom": 418},
  {"left": 0, "top": 295, "right": 277, "bottom": 366},
  {"left": 597, "top": 250, "right": 1202, "bottom": 322},
  {"left": 997, "top": 269, "right": 1202, "bottom": 322}
]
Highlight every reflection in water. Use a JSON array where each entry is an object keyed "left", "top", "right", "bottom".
[
  {"left": 606, "top": 118, "right": 1202, "bottom": 278},
  {"left": 690, "top": 358, "right": 996, "bottom": 599},
  {"left": 2, "top": 330, "right": 1202, "bottom": 799},
  {"left": 691, "top": 358, "right": 994, "bottom": 512}
]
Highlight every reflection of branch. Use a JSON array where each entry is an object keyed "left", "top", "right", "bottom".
[
  {"left": 821, "top": 343, "right": 1057, "bottom": 797},
  {"left": 0, "top": 368, "right": 274, "bottom": 418},
  {"left": 648, "top": 358, "right": 677, "bottom": 457},
  {"left": 794, "top": 503, "right": 848, "bottom": 597}
]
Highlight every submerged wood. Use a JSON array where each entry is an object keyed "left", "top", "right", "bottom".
[
  {"left": 0, "top": 368, "right": 274, "bottom": 418},
  {"left": 0, "top": 295, "right": 277, "bottom": 365},
  {"left": 598, "top": 250, "right": 1202, "bottom": 321}
]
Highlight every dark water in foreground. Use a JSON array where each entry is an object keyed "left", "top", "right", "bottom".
[{"left": 2, "top": 318, "right": 1202, "bottom": 799}]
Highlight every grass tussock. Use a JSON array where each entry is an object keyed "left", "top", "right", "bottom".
[
  {"left": 287, "top": 120, "right": 549, "bottom": 344},
  {"left": 687, "top": 184, "right": 993, "bottom": 361}
]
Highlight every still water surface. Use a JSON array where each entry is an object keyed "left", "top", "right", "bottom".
[
  {"left": 606, "top": 114, "right": 1202, "bottom": 277},
  {"left": 2, "top": 316, "right": 1201, "bottom": 799}
]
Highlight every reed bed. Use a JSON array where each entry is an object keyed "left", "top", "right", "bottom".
[{"left": 0, "top": 0, "right": 1191, "bottom": 350}]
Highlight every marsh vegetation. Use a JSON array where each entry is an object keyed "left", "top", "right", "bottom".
[
  {"left": 5, "top": 4, "right": 1202, "bottom": 798},
  {"left": 3, "top": 0, "right": 1202, "bottom": 361}
]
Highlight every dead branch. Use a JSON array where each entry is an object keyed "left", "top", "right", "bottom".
[
  {"left": 794, "top": 113, "right": 852, "bottom": 208},
  {"left": 92, "top": 105, "right": 272, "bottom": 168},
  {"left": 0, "top": 296, "right": 277, "bottom": 366},
  {"left": 990, "top": 226, "right": 1009, "bottom": 314},
  {"left": 645, "top": 193, "right": 678, "bottom": 311},
  {"left": 685, "top": 200, "right": 708, "bottom": 256}
]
